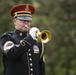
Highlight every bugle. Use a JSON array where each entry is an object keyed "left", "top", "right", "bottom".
[{"left": 25, "top": 25, "right": 52, "bottom": 43}]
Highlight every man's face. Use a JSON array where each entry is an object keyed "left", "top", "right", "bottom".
[{"left": 13, "top": 18, "right": 31, "bottom": 32}]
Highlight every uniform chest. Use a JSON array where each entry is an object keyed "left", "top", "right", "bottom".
[{"left": 13, "top": 35, "right": 41, "bottom": 60}]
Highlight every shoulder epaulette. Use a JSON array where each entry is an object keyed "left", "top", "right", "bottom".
[{"left": 0, "top": 32, "right": 13, "bottom": 39}]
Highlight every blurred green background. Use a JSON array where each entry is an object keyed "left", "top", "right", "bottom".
[{"left": 0, "top": 0, "right": 76, "bottom": 75}]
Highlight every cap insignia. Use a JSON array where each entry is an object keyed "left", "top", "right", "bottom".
[{"left": 25, "top": 4, "right": 29, "bottom": 11}]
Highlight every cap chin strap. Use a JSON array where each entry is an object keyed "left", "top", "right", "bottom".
[{"left": 13, "top": 11, "right": 32, "bottom": 18}]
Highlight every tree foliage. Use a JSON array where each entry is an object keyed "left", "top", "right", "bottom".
[{"left": 0, "top": 0, "right": 76, "bottom": 75}]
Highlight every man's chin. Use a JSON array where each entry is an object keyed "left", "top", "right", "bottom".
[{"left": 23, "top": 29, "right": 29, "bottom": 32}]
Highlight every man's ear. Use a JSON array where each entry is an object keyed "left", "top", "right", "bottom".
[{"left": 13, "top": 19, "right": 16, "bottom": 25}]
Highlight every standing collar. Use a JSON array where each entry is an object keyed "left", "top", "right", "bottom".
[{"left": 14, "top": 29, "right": 27, "bottom": 38}]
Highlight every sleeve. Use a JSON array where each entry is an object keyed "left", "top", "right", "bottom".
[
  {"left": 39, "top": 43, "right": 45, "bottom": 75},
  {"left": 0, "top": 34, "right": 35, "bottom": 59}
]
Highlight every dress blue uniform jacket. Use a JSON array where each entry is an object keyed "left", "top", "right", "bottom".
[{"left": 0, "top": 29, "right": 45, "bottom": 75}]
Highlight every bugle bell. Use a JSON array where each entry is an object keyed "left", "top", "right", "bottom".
[{"left": 36, "top": 30, "right": 51, "bottom": 43}]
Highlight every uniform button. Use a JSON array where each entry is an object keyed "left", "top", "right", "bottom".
[
  {"left": 20, "top": 33, "right": 22, "bottom": 36},
  {"left": 29, "top": 53, "right": 31, "bottom": 56},
  {"left": 29, "top": 58, "right": 32, "bottom": 61},
  {"left": 30, "top": 63, "right": 33, "bottom": 66},
  {"left": 30, "top": 68, "right": 33, "bottom": 71},
  {"left": 28, "top": 49, "right": 30, "bottom": 51}
]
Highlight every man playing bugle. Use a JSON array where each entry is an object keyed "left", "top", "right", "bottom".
[{"left": 0, "top": 4, "right": 45, "bottom": 75}]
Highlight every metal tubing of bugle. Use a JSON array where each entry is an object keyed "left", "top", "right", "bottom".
[{"left": 25, "top": 25, "right": 51, "bottom": 43}]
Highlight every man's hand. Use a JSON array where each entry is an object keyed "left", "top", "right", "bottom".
[{"left": 29, "top": 27, "right": 40, "bottom": 40}]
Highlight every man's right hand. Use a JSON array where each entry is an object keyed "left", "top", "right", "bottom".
[{"left": 29, "top": 27, "right": 40, "bottom": 40}]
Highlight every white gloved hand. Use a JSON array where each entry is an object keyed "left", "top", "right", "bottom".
[{"left": 29, "top": 27, "right": 40, "bottom": 40}]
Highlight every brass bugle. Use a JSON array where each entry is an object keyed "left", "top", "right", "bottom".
[{"left": 25, "top": 25, "right": 52, "bottom": 43}]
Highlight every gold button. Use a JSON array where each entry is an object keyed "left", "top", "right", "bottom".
[{"left": 20, "top": 33, "right": 22, "bottom": 36}]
